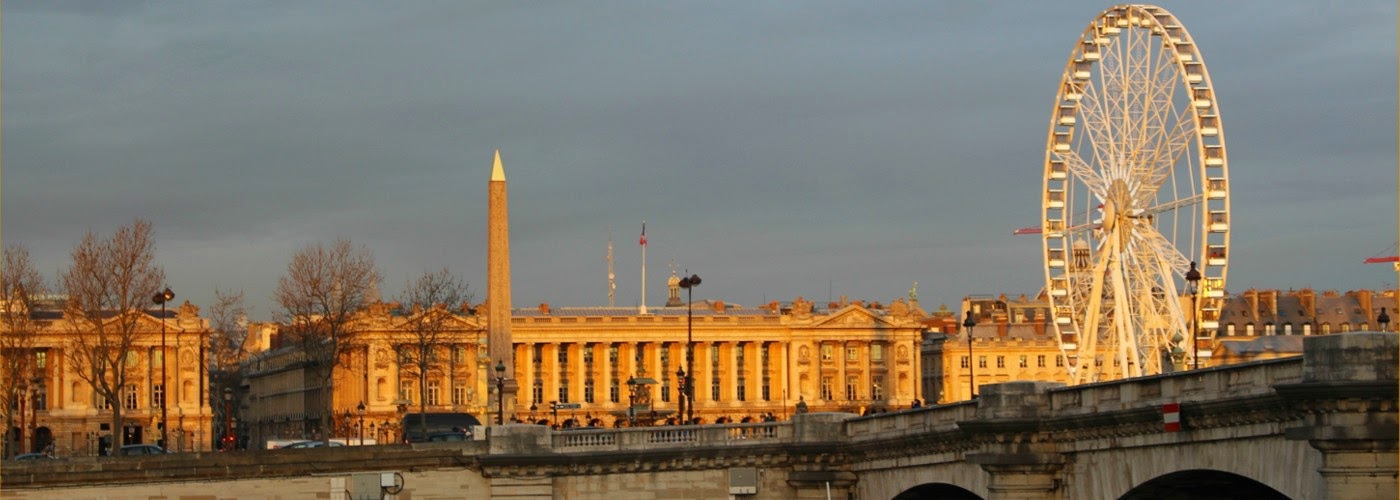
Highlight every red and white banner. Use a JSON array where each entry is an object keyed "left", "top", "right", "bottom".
[{"left": 1163, "top": 402, "right": 1181, "bottom": 432}]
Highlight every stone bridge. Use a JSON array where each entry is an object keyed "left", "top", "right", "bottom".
[{"left": 2, "top": 333, "right": 1394, "bottom": 499}]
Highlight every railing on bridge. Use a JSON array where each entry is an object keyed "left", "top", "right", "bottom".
[{"left": 554, "top": 421, "right": 790, "bottom": 452}]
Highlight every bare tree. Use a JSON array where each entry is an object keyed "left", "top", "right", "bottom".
[
  {"left": 206, "top": 288, "right": 248, "bottom": 449},
  {"left": 274, "top": 238, "right": 380, "bottom": 444},
  {"left": 394, "top": 268, "right": 472, "bottom": 439},
  {"left": 1, "top": 245, "right": 48, "bottom": 456},
  {"left": 62, "top": 219, "right": 165, "bottom": 451}
]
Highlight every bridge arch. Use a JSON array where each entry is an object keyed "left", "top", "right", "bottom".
[
  {"left": 1120, "top": 470, "right": 1288, "bottom": 500},
  {"left": 892, "top": 482, "right": 981, "bottom": 500}
]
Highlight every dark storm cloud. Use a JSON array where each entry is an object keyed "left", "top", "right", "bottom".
[{"left": 4, "top": 1, "right": 1395, "bottom": 318}]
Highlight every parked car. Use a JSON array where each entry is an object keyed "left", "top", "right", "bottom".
[
  {"left": 426, "top": 431, "right": 470, "bottom": 442},
  {"left": 117, "top": 444, "right": 171, "bottom": 456},
  {"left": 401, "top": 412, "right": 482, "bottom": 443},
  {"left": 282, "top": 440, "right": 345, "bottom": 449},
  {"left": 13, "top": 452, "right": 56, "bottom": 461}
]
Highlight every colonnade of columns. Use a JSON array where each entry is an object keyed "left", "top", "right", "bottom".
[{"left": 509, "top": 339, "right": 917, "bottom": 422}]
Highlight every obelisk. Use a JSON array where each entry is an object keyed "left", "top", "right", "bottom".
[{"left": 487, "top": 150, "right": 517, "bottom": 418}]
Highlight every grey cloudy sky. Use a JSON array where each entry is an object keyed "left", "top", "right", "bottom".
[{"left": 4, "top": 1, "right": 1396, "bottom": 321}]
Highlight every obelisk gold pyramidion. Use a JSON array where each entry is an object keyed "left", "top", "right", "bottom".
[{"left": 487, "top": 150, "right": 518, "bottom": 412}]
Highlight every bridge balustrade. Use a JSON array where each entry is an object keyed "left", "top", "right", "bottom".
[
  {"left": 552, "top": 422, "right": 790, "bottom": 452},
  {"left": 845, "top": 401, "right": 976, "bottom": 442},
  {"left": 1050, "top": 357, "right": 1303, "bottom": 415}
]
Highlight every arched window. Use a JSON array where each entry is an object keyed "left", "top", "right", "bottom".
[
  {"left": 376, "top": 377, "right": 388, "bottom": 401},
  {"left": 1341, "top": 323, "right": 1351, "bottom": 333},
  {"left": 1264, "top": 323, "right": 1275, "bottom": 335},
  {"left": 1321, "top": 323, "right": 1331, "bottom": 334},
  {"left": 1302, "top": 324, "right": 1312, "bottom": 335},
  {"left": 1245, "top": 324, "right": 1255, "bottom": 336},
  {"left": 1226, "top": 324, "right": 1236, "bottom": 336}
]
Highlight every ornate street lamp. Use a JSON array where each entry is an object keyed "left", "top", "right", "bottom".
[
  {"left": 494, "top": 360, "right": 507, "bottom": 425},
  {"left": 1185, "top": 261, "right": 1202, "bottom": 370},
  {"left": 678, "top": 273, "right": 700, "bottom": 424},
  {"left": 963, "top": 311, "right": 976, "bottom": 399},
  {"left": 357, "top": 401, "right": 366, "bottom": 445},
  {"left": 1379, "top": 308, "right": 1391, "bottom": 332},
  {"left": 31, "top": 377, "right": 45, "bottom": 453},
  {"left": 152, "top": 286, "right": 175, "bottom": 448},
  {"left": 675, "top": 367, "right": 686, "bottom": 424},
  {"left": 222, "top": 387, "right": 233, "bottom": 451}
]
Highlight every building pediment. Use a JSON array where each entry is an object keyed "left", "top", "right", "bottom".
[
  {"left": 811, "top": 305, "right": 894, "bottom": 329},
  {"left": 387, "top": 308, "right": 485, "bottom": 331}
]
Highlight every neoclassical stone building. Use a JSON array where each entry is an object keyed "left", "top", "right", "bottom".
[
  {"left": 2, "top": 300, "right": 213, "bottom": 457},
  {"left": 242, "top": 281, "right": 930, "bottom": 446}
]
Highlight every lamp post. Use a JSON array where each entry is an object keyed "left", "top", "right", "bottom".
[
  {"left": 678, "top": 273, "right": 700, "bottom": 424},
  {"left": 356, "top": 402, "right": 365, "bottom": 445},
  {"left": 672, "top": 366, "right": 683, "bottom": 425},
  {"left": 152, "top": 286, "right": 174, "bottom": 448},
  {"left": 1185, "top": 261, "right": 1202, "bottom": 370},
  {"left": 31, "top": 378, "right": 45, "bottom": 453},
  {"left": 1379, "top": 308, "right": 1391, "bottom": 332},
  {"left": 494, "top": 360, "right": 507, "bottom": 425},
  {"left": 963, "top": 311, "right": 976, "bottom": 399},
  {"left": 369, "top": 422, "right": 376, "bottom": 445},
  {"left": 222, "top": 388, "right": 233, "bottom": 451}
]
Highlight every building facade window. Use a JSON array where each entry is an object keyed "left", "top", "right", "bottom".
[
  {"left": 760, "top": 343, "right": 771, "bottom": 401},
  {"left": 871, "top": 375, "right": 884, "bottom": 400},
  {"left": 1227, "top": 324, "right": 1236, "bottom": 336},
  {"left": 711, "top": 344, "right": 721, "bottom": 401},
  {"left": 871, "top": 343, "right": 883, "bottom": 362},
  {"left": 736, "top": 344, "right": 747, "bottom": 402},
  {"left": 821, "top": 376, "right": 834, "bottom": 401},
  {"left": 1264, "top": 323, "right": 1276, "bottom": 335},
  {"left": 845, "top": 376, "right": 858, "bottom": 400},
  {"left": 1037, "top": 355, "right": 1046, "bottom": 367},
  {"left": 125, "top": 384, "right": 139, "bottom": 410},
  {"left": 609, "top": 379, "right": 619, "bottom": 403},
  {"left": 152, "top": 384, "right": 164, "bottom": 409},
  {"left": 978, "top": 356, "right": 987, "bottom": 369},
  {"left": 660, "top": 346, "right": 671, "bottom": 402},
  {"left": 531, "top": 380, "right": 542, "bottom": 405},
  {"left": 453, "top": 383, "right": 469, "bottom": 405},
  {"left": 846, "top": 345, "right": 858, "bottom": 362},
  {"left": 821, "top": 344, "right": 833, "bottom": 361},
  {"left": 1302, "top": 324, "right": 1312, "bottom": 335},
  {"left": 584, "top": 379, "right": 595, "bottom": 403},
  {"left": 1283, "top": 323, "right": 1293, "bottom": 335},
  {"left": 1245, "top": 324, "right": 1255, "bottom": 335},
  {"left": 960, "top": 356, "right": 969, "bottom": 368},
  {"left": 426, "top": 380, "right": 440, "bottom": 406},
  {"left": 1056, "top": 355, "right": 1064, "bottom": 367},
  {"left": 1019, "top": 355, "right": 1028, "bottom": 368},
  {"left": 558, "top": 347, "right": 571, "bottom": 403},
  {"left": 400, "top": 381, "right": 414, "bottom": 403}
]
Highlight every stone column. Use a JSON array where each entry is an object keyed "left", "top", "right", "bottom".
[
  {"left": 1279, "top": 332, "right": 1399, "bottom": 499},
  {"left": 544, "top": 343, "right": 560, "bottom": 406},
  {"left": 516, "top": 343, "right": 533, "bottom": 408}
]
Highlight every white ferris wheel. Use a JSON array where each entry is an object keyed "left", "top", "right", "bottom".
[{"left": 1042, "top": 4, "right": 1230, "bottom": 385}]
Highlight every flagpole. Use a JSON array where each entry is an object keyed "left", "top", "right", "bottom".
[
  {"left": 640, "top": 221, "right": 648, "bottom": 315},
  {"left": 607, "top": 232, "right": 616, "bottom": 307}
]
